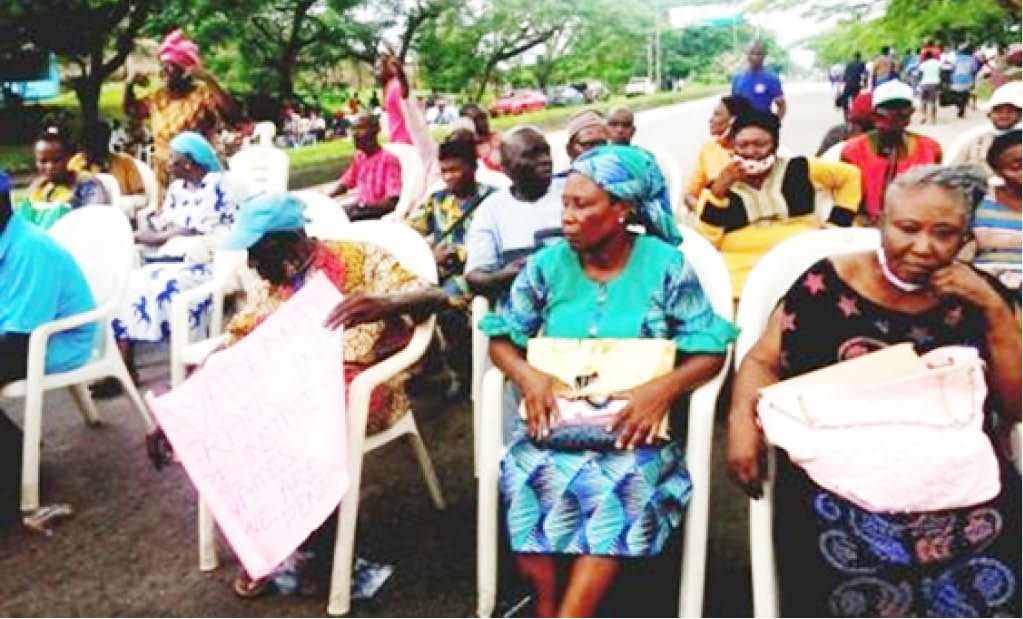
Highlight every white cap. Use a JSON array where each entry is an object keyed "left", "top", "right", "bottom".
[
  {"left": 982, "top": 81, "right": 1023, "bottom": 111},
  {"left": 872, "top": 80, "right": 915, "bottom": 107}
]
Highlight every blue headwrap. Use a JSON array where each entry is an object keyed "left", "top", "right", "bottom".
[
  {"left": 570, "top": 144, "right": 682, "bottom": 245},
  {"left": 169, "top": 131, "right": 222, "bottom": 173}
]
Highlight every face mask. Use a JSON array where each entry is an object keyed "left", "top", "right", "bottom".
[
  {"left": 876, "top": 247, "right": 924, "bottom": 293},
  {"left": 733, "top": 153, "right": 776, "bottom": 175}
]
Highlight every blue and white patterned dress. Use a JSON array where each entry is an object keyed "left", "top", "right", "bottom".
[
  {"left": 480, "top": 235, "right": 737, "bottom": 556},
  {"left": 113, "top": 172, "right": 239, "bottom": 342}
]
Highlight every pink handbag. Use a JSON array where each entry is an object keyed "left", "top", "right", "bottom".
[{"left": 757, "top": 345, "right": 1001, "bottom": 513}]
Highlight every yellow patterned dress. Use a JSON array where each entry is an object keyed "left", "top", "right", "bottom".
[
  {"left": 225, "top": 240, "right": 427, "bottom": 434},
  {"left": 141, "top": 81, "right": 223, "bottom": 190}
]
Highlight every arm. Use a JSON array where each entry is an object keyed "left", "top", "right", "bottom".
[
  {"left": 489, "top": 337, "right": 564, "bottom": 439},
  {"left": 465, "top": 259, "right": 527, "bottom": 299},
  {"left": 134, "top": 225, "right": 191, "bottom": 246},
  {"left": 192, "top": 68, "right": 240, "bottom": 125},
  {"left": 692, "top": 186, "right": 732, "bottom": 249},
  {"left": 345, "top": 196, "right": 398, "bottom": 221},
  {"left": 685, "top": 145, "right": 710, "bottom": 208},
  {"left": 930, "top": 265, "right": 1022, "bottom": 423},
  {"left": 123, "top": 73, "right": 148, "bottom": 119},
  {"left": 323, "top": 286, "right": 448, "bottom": 329},
  {"left": 773, "top": 96, "right": 787, "bottom": 120},
  {"left": 726, "top": 304, "right": 785, "bottom": 498},
  {"left": 807, "top": 158, "right": 862, "bottom": 226}
]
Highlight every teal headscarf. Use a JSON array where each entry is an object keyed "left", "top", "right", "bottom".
[
  {"left": 169, "top": 131, "right": 222, "bottom": 173},
  {"left": 570, "top": 144, "right": 682, "bottom": 245}
]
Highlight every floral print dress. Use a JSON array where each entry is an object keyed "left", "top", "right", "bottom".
[{"left": 773, "top": 259, "right": 1021, "bottom": 617}]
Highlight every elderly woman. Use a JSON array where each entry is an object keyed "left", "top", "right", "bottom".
[
  {"left": 480, "top": 145, "right": 736, "bottom": 616},
  {"left": 683, "top": 95, "right": 752, "bottom": 211},
  {"left": 694, "top": 109, "right": 862, "bottom": 297},
  {"left": 209, "top": 192, "right": 449, "bottom": 596},
  {"left": 124, "top": 29, "right": 239, "bottom": 192},
  {"left": 100, "top": 132, "right": 239, "bottom": 394},
  {"left": 727, "top": 165, "right": 1022, "bottom": 617},
  {"left": 16, "top": 127, "right": 110, "bottom": 229}
]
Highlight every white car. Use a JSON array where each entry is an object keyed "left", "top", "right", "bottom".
[{"left": 624, "top": 77, "right": 656, "bottom": 96}]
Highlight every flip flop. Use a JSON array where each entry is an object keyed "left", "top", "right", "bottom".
[{"left": 233, "top": 572, "right": 272, "bottom": 599}]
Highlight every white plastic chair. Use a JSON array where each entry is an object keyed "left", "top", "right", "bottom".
[
  {"left": 0, "top": 206, "right": 157, "bottom": 512},
  {"left": 251, "top": 121, "right": 277, "bottom": 146},
  {"left": 641, "top": 145, "right": 683, "bottom": 214},
  {"left": 734, "top": 228, "right": 880, "bottom": 619},
  {"left": 131, "top": 156, "right": 160, "bottom": 213},
  {"left": 187, "top": 220, "right": 445, "bottom": 617},
  {"left": 382, "top": 142, "right": 426, "bottom": 222},
  {"left": 291, "top": 190, "right": 350, "bottom": 239},
  {"left": 228, "top": 145, "right": 290, "bottom": 194},
  {"left": 476, "top": 229, "right": 734, "bottom": 618},
  {"left": 475, "top": 164, "right": 512, "bottom": 190}
]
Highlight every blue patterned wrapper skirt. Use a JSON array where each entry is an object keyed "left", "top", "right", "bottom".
[
  {"left": 774, "top": 451, "right": 1022, "bottom": 617},
  {"left": 499, "top": 424, "right": 692, "bottom": 557}
]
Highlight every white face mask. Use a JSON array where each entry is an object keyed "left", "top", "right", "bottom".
[
  {"left": 876, "top": 247, "right": 924, "bottom": 293},
  {"left": 733, "top": 153, "right": 777, "bottom": 175}
]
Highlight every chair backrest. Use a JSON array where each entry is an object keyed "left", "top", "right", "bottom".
[
  {"left": 131, "top": 156, "right": 160, "bottom": 211},
  {"left": 382, "top": 142, "right": 426, "bottom": 221},
  {"left": 93, "top": 173, "right": 122, "bottom": 206},
  {"left": 476, "top": 164, "right": 512, "bottom": 190},
  {"left": 327, "top": 220, "right": 438, "bottom": 284},
  {"left": 252, "top": 121, "right": 277, "bottom": 146},
  {"left": 641, "top": 145, "right": 683, "bottom": 214},
  {"left": 679, "top": 226, "right": 734, "bottom": 320},
  {"left": 48, "top": 205, "right": 135, "bottom": 309},
  {"left": 228, "top": 145, "right": 290, "bottom": 194},
  {"left": 292, "top": 189, "right": 350, "bottom": 238},
  {"left": 735, "top": 228, "right": 881, "bottom": 362}
]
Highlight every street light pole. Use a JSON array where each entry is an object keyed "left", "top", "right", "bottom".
[{"left": 654, "top": 0, "right": 661, "bottom": 90}]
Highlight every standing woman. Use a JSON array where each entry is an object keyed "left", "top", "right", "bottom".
[
  {"left": 379, "top": 51, "right": 438, "bottom": 191},
  {"left": 481, "top": 145, "right": 735, "bottom": 616},
  {"left": 124, "top": 29, "right": 239, "bottom": 193}
]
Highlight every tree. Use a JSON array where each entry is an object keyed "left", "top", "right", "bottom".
[{"left": 0, "top": 0, "right": 161, "bottom": 129}]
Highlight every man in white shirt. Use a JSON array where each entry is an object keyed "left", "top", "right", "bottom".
[
  {"left": 465, "top": 126, "right": 565, "bottom": 302},
  {"left": 944, "top": 81, "right": 1023, "bottom": 178},
  {"left": 917, "top": 52, "right": 943, "bottom": 124}
]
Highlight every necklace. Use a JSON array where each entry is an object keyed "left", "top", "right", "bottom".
[{"left": 876, "top": 248, "right": 923, "bottom": 293}]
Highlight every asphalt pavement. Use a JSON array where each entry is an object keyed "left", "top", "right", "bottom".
[{"left": 0, "top": 82, "right": 988, "bottom": 617}]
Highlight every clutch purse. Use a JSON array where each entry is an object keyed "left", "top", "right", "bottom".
[
  {"left": 521, "top": 337, "right": 676, "bottom": 450},
  {"left": 757, "top": 344, "right": 1000, "bottom": 513}
]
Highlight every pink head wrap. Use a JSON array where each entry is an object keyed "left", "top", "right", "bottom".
[{"left": 158, "top": 29, "right": 202, "bottom": 71}]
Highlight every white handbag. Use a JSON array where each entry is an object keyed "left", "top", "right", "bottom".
[{"left": 758, "top": 344, "right": 1001, "bottom": 513}]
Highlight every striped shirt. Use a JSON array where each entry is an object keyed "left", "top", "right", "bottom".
[{"left": 973, "top": 196, "right": 1022, "bottom": 291}]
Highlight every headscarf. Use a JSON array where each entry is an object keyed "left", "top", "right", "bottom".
[
  {"left": 158, "top": 29, "right": 202, "bottom": 71},
  {"left": 169, "top": 131, "right": 221, "bottom": 172},
  {"left": 571, "top": 144, "right": 682, "bottom": 245}
]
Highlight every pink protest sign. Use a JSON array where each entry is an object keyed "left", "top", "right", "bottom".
[{"left": 147, "top": 272, "right": 347, "bottom": 579}]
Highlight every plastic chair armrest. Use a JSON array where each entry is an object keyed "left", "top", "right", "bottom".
[{"left": 347, "top": 317, "right": 435, "bottom": 406}]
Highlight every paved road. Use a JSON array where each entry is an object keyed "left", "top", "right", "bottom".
[{"left": 0, "top": 84, "right": 988, "bottom": 618}]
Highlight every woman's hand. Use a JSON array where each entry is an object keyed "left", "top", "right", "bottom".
[
  {"left": 710, "top": 161, "right": 745, "bottom": 199},
  {"left": 727, "top": 410, "right": 767, "bottom": 498},
  {"left": 323, "top": 293, "right": 398, "bottom": 330},
  {"left": 518, "top": 366, "right": 562, "bottom": 440},
  {"left": 432, "top": 243, "right": 457, "bottom": 267},
  {"left": 611, "top": 377, "right": 675, "bottom": 449},
  {"left": 930, "top": 262, "right": 1003, "bottom": 312}
]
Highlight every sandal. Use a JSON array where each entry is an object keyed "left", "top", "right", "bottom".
[{"left": 233, "top": 571, "right": 273, "bottom": 599}]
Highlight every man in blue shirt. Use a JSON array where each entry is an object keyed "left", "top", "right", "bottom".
[
  {"left": 0, "top": 171, "right": 98, "bottom": 386},
  {"left": 731, "top": 41, "right": 786, "bottom": 119}
]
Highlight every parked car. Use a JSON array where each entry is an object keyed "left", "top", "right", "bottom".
[
  {"left": 624, "top": 76, "right": 656, "bottom": 97},
  {"left": 491, "top": 89, "right": 547, "bottom": 115},
  {"left": 547, "top": 84, "right": 585, "bottom": 106},
  {"left": 573, "top": 80, "right": 610, "bottom": 102}
]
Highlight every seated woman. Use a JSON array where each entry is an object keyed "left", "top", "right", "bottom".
[
  {"left": 693, "top": 109, "right": 862, "bottom": 297},
  {"left": 68, "top": 120, "right": 149, "bottom": 216},
  {"left": 102, "top": 131, "right": 239, "bottom": 394},
  {"left": 972, "top": 129, "right": 1021, "bottom": 294},
  {"left": 683, "top": 95, "right": 751, "bottom": 211},
  {"left": 17, "top": 127, "right": 110, "bottom": 229},
  {"left": 480, "top": 145, "right": 736, "bottom": 616},
  {"left": 727, "top": 165, "right": 1021, "bottom": 617},
  {"left": 211, "top": 192, "right": 449, "bottom": 596}
]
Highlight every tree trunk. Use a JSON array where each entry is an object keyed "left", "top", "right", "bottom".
[
  {"left": 73, "top": 74, "right": 103, "bottom": 134},
  {"left": 474, "top": 59, "right": 499, "bottom": 102}
]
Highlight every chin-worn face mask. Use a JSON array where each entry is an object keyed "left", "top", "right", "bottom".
[
  {"left": 876, "top": 247, "right": 925, "bottom": 293},
  {"left": 733, "top": 153, "right": 777, "bottom": 175}
]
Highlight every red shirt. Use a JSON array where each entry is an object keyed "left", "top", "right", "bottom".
[
  {"left": 841, "top": 131, "right": 942, "bottom": 223},
  {"left": 339, "top": 148, "right": 402, "bottom": 207}
]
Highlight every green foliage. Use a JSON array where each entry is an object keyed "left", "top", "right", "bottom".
[
  {"left": 662, "top": 22, "right": 789, "bottom": 82},
  {"left": 808, "top": 0, "right": 1020, "bottom": 65}
]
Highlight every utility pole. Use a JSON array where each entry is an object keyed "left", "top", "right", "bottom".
[{"left": 654, "top": 0, "right": 661, "bottom": 90}]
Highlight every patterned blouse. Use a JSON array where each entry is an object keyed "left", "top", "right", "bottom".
[
  {"left": 140, "top": 81, "right": 223, "bottom": 189},
  {"left": 226, "top": 240, "right": 427, "bottom": 434},
  {"left": 406, "top": 183, "right": 496, "bottom": 308}
]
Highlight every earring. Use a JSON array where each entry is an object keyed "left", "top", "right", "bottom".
[{"left": 618, "top": 216, "right": 626, "bottom": 224}]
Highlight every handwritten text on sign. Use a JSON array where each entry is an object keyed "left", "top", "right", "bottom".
[{"left": 148, "top": 272, "right": 347, "bottom": 579}]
